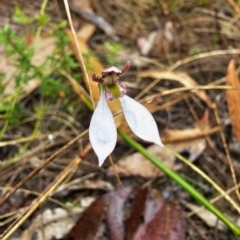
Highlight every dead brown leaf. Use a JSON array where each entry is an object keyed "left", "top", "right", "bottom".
[
  {"left": 77, "top": 23, "right": 96, "bottom": 41},
  {"left": 186, "top": 202, "right": 239, "bottom": 232},
  {"left": 107, "top": 145, "right": 175, "bottom": 178},
  {"left": 105, "top": 188, "right": 134, "bottom": 240},
  {"left": 226, "top": 59, "right": 240, "bottom": 142},
  {"left": 161, "top": 127, "right": 220, "bottom": 143},
  {"left": 63, "top": 187, "right": 133, "bottom": 240},
  {"left": 172, "top": 138, "right": 206, "bottom": 162},
  {"left": 107, "top": 138, "right": 206, "bottom": 178},
  {"left": 63, "top": 187, "right": 185, "bottom": 240},
  {"left": 64, "top": 196, "right": 106, "bottom": 240},
  {"left": 185, "top": 202, "right": 226, "bottom": 231},
  {"left": 125, "top": 189, "right": 148, "bottom": 239},
  {"left": 132, "top": 200, "right": 185, "bottom": 240}
]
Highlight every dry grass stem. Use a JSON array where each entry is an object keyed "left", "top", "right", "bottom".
[
  {"left": 0, "top": 130, "right": 88, "bottom": 206},
  {"left": 187, "top": 183, "right": 240, "bottom": 218},
  {"left": 63, "top": 0, "right": 95, "bottom": 108},
  {"left": 212, "top": 104, "right": 240, "bottom": 200},
  {"left": 165, "top": 145, "right": 240, "bottom": 214},
  {"left": 169, "top": 49, "right": 240, "bottom": 71},
  {"left": 0, "top": 156, "right": 81, "bottom": 240}
]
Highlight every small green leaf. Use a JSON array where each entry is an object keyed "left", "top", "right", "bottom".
[
  {"left": 12, "top": 5, "right": 35, "bottom": 24},
  {"left": 38, "top": 13, "right": 50, "bottom": 26}
]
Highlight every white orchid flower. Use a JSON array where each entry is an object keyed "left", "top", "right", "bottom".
[{"left": 89, "top": 61, "right": 163, "bottom": 166}]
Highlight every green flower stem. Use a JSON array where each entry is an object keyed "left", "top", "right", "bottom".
[{"left": 118, "top": 129, "right": 240, "bottom": 236}]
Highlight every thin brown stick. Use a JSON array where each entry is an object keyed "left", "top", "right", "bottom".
[
  {"left": 108, "top": 155, "right": 124, "bottom": 189},
  {"left": 226, "top": 0, "right": 240, "bottom": 14},
  {"left": 0, "top": 186, "right": 68, "bottom": 215},
  {"left": 182, "top": 98, "right": 240, "bottom": 213},
  {"left": 63, "top": 0, "right": 95, "bottom": 108},
  {"left": 212, "top": 104, "right": 240, "bottom": 200},
  {"left": 161, "top": 126, "right": 223, "bottom": 143},
  {"left": 160, "top": 85, "right": 240, "bottom": 97},
  {"left": 0, "top": 156, "right": 81, "bottom": 240},
  {"left": 79, "top": 142, "right": 92, "bottom": 158},
  {"left": 168, "top": 49, "right": 240, "bottom": 71},
  {"left": 0, "top": 130, "right": 88, "bottom": 206},
  {"left": 166, "top": 145, "right": 240, "bottom": 214},
  {"left": 136, "top": 85, "right": 240, "bottom": 106}
]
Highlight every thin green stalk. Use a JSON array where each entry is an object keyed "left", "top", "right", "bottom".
[
  {"left": 0, "top": 122, "right": 9, "bottom": 141},
  {"left": 34, "top": 0, "right": 49, "bottom": 46},
  {"left": 6, "top": 113, "right": 42, "bottom": 165},
  {"left": 118, "top": 130, "right": 240, "bottom": 236}
]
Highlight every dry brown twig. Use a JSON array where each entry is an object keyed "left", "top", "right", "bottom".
[
  {"left": 0, "top": 156, "right": 81, "bottom": 240},
  {"left": 63, "top": 0, "right": 95, "bottom": 109},
  {"left": 0, "top": 130, "right": 88, "bottom": 206},
  {"left": 226, "top": 0, "right": 240, "bottom": 14},
  {"left": 213, "top": 103, "right": 240, "bottom": 200},
  {"left": 168, "top": 49, "right": 240, "bottom": 70}
]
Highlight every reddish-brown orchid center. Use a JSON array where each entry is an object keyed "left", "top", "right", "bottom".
[{"left": 91, "top": 61, "right": 130, "bottom": 101}]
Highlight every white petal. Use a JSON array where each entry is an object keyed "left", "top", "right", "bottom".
[
  {"left": 89, "top": 93, "right": 117, "bottom": 166},
  {"left": 120, "top": 95, "right": 163, "bottom": 147}
]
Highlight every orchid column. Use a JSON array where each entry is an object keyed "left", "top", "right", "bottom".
[{"left": 89, "top": 61, "right": 163, "bottom": 166}]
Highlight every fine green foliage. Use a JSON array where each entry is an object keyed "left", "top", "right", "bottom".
[
  {"left": 12, "top": 4, "right": 36, "bottom": 24},
  {"left": 189, "top": 45, "right": 203, "bottom": 55},
  {"left": 104, "top": 42, "right": 122, "bottom": 65},
  {"left": 0, "top": 15, "right": 80, "bottom": 138}
]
